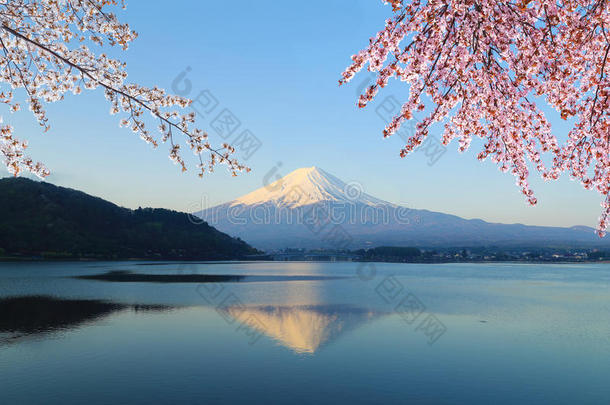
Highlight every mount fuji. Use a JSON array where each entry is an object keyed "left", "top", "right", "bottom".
[{"left": 197, "top": 166, "right": 607, "bottom": 250}]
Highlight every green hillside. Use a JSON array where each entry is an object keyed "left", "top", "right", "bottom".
[{"left": 0, "top": 178, "right": 259, "bottom": 260}]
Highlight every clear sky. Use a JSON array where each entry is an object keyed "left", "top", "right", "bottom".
[{"left": 3, "top": 0, "right": 603, "bottom": 228}]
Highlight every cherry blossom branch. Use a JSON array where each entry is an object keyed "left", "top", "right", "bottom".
[
  {"left": 0, "top": 0, "right": 249, "bottom": 179},
  {"left": 342, "top": 0, "right": 609, "bottom": 235}
]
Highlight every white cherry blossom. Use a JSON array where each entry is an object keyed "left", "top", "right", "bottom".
[{"left": 0, "top": 0, "right": 248, "bottom": 179}]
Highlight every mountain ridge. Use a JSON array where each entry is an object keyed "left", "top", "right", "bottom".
[
  {"left": 199, "top": 167, "right": 609, "bottom": 250},
  {"left": 232, "top": 166, "right": 387, "bottom": 208}
]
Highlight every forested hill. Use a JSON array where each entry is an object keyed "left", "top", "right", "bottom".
[{"left": 0, "top": 178, "right": 259, "bottom": 260}]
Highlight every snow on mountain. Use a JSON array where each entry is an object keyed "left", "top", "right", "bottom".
[
  {"left": 198, "top": 166, "right": 606, "bottom": 250},
  {"left": 231, "top": 166, "right": 386, "bottom": 208}
]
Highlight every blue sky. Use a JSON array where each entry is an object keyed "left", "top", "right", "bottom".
[{"left": 4, "top": 0, "right": 602, "bottom": 228}]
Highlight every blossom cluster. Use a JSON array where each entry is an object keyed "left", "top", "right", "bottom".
[
  {"left": 0, "top": 0, "right": 248, "bottom": 179},
  {"left": 342, "top": 0, "right": 610, "bottom": 236}
]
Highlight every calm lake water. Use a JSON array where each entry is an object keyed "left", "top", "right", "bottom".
[{"left": 1, "top": 261, "right": 609, "bottom": 404}]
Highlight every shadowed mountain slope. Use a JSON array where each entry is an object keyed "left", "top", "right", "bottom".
[{"left": 0, "top": 177, "right": 258, "bottom": 260}]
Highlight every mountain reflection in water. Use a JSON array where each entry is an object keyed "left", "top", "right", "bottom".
[
  {"left": 226, "top": 305, "right": 384, "bottom": 354},
  {"left": 0, "top": 296, "right": 172, "bottom": 344},
  {"left": 0, "top": 296, "right": 383, "bottom": 355}
]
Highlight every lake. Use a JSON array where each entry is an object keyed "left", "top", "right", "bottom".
[{"left": 1, "top": 261, "right": 609, "bottom": 404}]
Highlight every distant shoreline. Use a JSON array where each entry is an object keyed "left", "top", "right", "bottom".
[
  {"left": 0, "top": 256, "right": 269, "bottom": 263},
  {"left": 1, "top": 256, "right": 609, "bottom": 265}
]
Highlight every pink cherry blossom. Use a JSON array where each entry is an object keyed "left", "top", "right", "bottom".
[{"left": 342, "top": 0, "right": 610, "bottom": 236}]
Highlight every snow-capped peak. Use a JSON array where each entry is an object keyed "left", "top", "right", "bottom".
[{"left": 231, "top": 166, "right": 388, "bottom": 207}]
